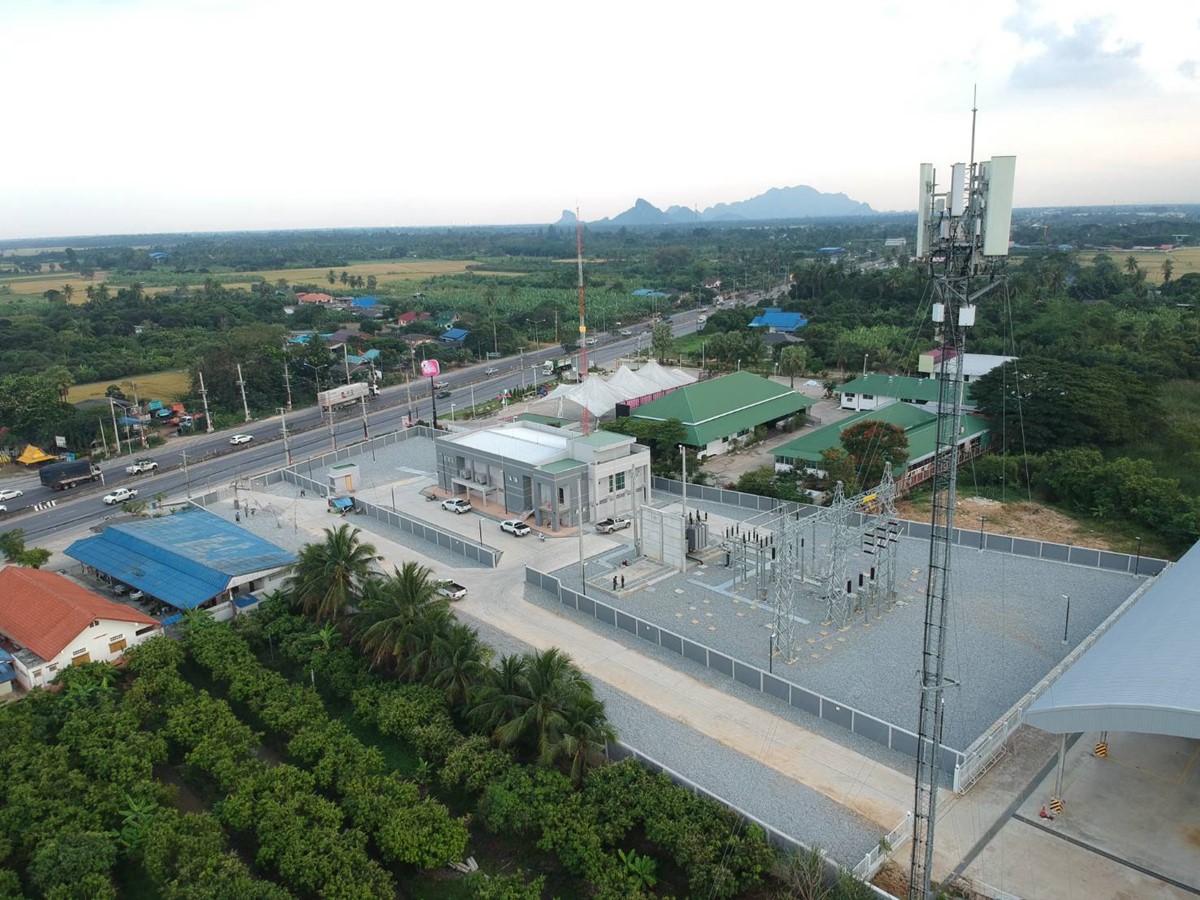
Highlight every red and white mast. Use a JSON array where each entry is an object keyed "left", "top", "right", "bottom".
[{"left": 576, "top": 208, "right": 589, "bottom": 434}]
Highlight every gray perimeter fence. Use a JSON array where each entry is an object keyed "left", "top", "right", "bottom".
[
  {"left": 607, "top": 741, "right": 900, "bottom": 898},
  {"left": 527, "top": 566, "right": 965, "bottom": 778},
  {"left": 249, "top": 426, "right": 501, "bottom": 568},
  {"left": 651, "top": 477, "right": 1168, "bottom": 577}
]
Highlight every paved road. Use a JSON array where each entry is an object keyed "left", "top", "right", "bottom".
[{"left": 2, "top": 288, "right": 783, "bottom": 539}]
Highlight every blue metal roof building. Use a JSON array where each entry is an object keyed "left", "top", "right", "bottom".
[
  {"left": 748, "top": 308, "right": 808, "bottom": 333},
  {"left": 440, "top": 328, "right": 469, "bottom": 346},
  {"left": 65, "top": 507, "right": 296, "bottom": 611},
  {"left": 351, "top": 296, "right": 378, "bottom": 308}
]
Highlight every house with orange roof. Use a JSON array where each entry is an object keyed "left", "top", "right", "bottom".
[{"left": 0, "top": 567, "right": 162, "bottom": 691}]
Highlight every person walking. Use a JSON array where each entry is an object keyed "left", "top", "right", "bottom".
[
  {"left": 621, "top": 574, "right": 625, "bottom": 589},
  {"left": 612, "top": 575, "right": 618, "bottom": 591}
]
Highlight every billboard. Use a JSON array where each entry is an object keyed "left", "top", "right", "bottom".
[{"left": 420, "top": 359, "right": 441, "bottom": 378}]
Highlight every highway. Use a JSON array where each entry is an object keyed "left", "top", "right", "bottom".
[{"left": 2, "top": 288, "right": 781, "bottom": 540}]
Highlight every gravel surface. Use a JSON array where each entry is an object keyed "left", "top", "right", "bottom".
[
  {"left": 550, "top": 504, "right": 1144, "bottom": 751},
  {"left": 462, "top": 602, "right": 887, "bottom": 866}
]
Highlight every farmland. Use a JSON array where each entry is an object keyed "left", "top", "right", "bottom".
[
  {"left": 1076, "top": 246, "right": 1200, "bottom": 284},
  {"left": 65, "top": 369, "right": 192, "bottom": 404}
]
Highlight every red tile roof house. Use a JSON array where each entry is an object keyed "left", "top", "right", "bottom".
[{"left": 0, "top": 567, "right": 162, "bottom": 692}]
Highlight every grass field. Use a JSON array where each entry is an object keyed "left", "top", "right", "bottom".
[
  {"left": 66, "top": 369, "right": 192, "bottom": 403},
  {"left": 1077, "top": 246, "right": 1200, "bottom": 284},
  {"left": 0, "top": 259, "right": 477, "bottom": 300}
]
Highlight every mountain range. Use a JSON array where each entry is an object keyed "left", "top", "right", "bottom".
[{"left": 555, "top": 185, "right": 875, "bottom": 228}]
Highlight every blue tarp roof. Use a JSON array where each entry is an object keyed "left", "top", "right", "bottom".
[
  {"left": 633, "top": 288, "right": 669, "bottom": 297},
  {"left": 346, "top": 349, "right": 381, "bottom": 365},
  {"left": 65, "top": 507, "right": 295, "bottom": 611},
  {"left": 0, "top": 663, "right": 14, "bottom": 684},
  {"left": 117, "top": 416, "right": 142, "bottom": 425},
  {"left": 749, "top": 308, "right": 808, "bottom": 332},
  {"left": 441, "top": 328, "right": 469, "bottom": 341},
  {"left": 329, "top": 497, "right": 354, "bottom": 510},
  {"left": 350, "top": 296, "right": 378, "bottom": 307}
]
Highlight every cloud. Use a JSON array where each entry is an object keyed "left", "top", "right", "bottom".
[
  {"left": 1005, "top": 5, "right": 1146, "bottom": 91},
  {"left": 1180, "top": 60, "right": 1198, "bottom": 80}
]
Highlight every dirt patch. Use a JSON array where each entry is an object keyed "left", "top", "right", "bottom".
[
  {"left": 874, "top": 860, "right": 910, "bottom": 897},
  {"left": 894, "top": 495, "right": 1119, "bottom": 550}
]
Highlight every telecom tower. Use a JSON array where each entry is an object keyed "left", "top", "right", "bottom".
[{"left": 908, "top": 110, "right": 1015, "bottom": 899}]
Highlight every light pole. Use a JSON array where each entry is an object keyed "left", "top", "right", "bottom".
[
  {"left": 979, "top": 514, "right": 986, "bottom": 550},
  {"left": 278, "top": 407, "right": 292, "bottom": 465},
  {"left": 450, "top": 403, "right": 456, "bottom": 422},
  {"left": 1134, "top": 536, "right": 1142, "bottom": 576},
  {"left": 1061, "top": 594, "right": 1071, "bottom": 645},
  {"left": 863, "top": 353, "right": 869, "bottom": 376}
]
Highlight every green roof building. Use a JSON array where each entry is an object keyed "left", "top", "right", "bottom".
[
  {"left": 836, "top": 373, "right": 978, "bottom": 412},
  {"left": 628, "top": 371, "right": 813, "bottom": 457},
  {"left": 773, "top": 402, "right": 991, "bottom": 493}
]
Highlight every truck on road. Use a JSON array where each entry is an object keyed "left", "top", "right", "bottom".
[
  {"left": 125, "top": 459, "right": 159, "bottom": 475},
  {"left": 438, "top": 580, "right": 468, "bottom": 601},
  {"left": 39, "top": 459, "right": 102, "bottom": 491},
  {"left": 541, "top": 358, "right": 575, "bottom": 379},
  {"left": 317, "top": 382, "right": 378, "bottom": 411}
]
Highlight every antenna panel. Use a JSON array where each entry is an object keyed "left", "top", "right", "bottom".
[
  {"left": 915, "top": 163, "right": 934, "bottom": 257},
  {"left": 949, "top": 163, "right": 966, "bottom": 216},
  {"left": 982, "top": 155, "right": 1016, "bottom": 256}
]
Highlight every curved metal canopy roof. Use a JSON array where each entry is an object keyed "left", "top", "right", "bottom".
[{"left": 1024, "top": 540, "right": 1200, "bottom": 738}]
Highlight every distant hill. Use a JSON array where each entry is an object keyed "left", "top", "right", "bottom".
[{"left": 578, "top": 185, "right": 876, "bottom": 227}]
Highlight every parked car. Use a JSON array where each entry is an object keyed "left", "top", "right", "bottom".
[
  {"left": 595, "top": 516, "right": 632, "bottom": 534},
  {"left": 0, "top": 488, "right": 23, "bottom": 502},
  {"left": 438, "top": 580, "right": 468, "bottom": 601},
  {"left": 436, "top": 390, "right": 452, "bottom": 399},
  {"left": 441, "top": 497, "right": 473, "bottom": 514},
  {"left": 103, "top": 487, "right": 139, "bottom": 506},
  {"left": 229, "top": 434, "right": 254, "bottom": 445},
  {"left": 500, "top": 519, "right": 531, "bottom": 536}
]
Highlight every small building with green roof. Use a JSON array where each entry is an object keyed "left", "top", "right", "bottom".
[
  {"left": 836, "top": 373, "right": 979, "bottom": 413},
  {"left": 773, "top": 402, "right": 991, "bottom": 493},
  {"left": 626, "top": 371, "right": 813, "bottom": 458}
]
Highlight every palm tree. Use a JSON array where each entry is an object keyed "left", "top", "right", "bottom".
[
  {"left": 287, "top": 524, "right": 379, "bottom": 623},
  {"left": 353, "top": 561, "right": 448, "bottom": 675},
  {"left": 61, "top": 283, "right": 74, "bottom": 303},
  {"left": 561, "top": 694, "right": 616, "bottom": 785},
  {"left": 429, "top": 622, "right": 491, "bottom": 710},
  {"left": 496, "top": 647, "right": 592, "bottom": 766},
  {"left": 468, "top": 653, "right": 530, "bottom": 736}
]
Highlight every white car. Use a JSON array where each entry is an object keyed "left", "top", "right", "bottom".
[
  {"left": 484, "top": 367, "right": 499, "bottom": 376},
  {"left": 501, "top": 519, "right": 531, "bottom": 536},
  {"left": 441, "top": 497, "right": 473, "bottom": 514},
  {"left": 0, "top": 505, "right": 6, "bottom": 515},
  {"left": 229, "top": 434, "right": 254, "bottom": 445},
  {"left": 0, "top": 488, "right": 23, "bottom": 502},
  {"left": 103, "top": 487, "right": 139, "bottom": 505}
]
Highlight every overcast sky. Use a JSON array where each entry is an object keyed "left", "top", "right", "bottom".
[{"left": 2, "top": 0, "right": 1198, "bottom": 240}]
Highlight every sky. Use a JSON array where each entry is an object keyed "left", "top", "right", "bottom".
[{"left": 1, "top": 0, "right": 1198, "bottom": 240}]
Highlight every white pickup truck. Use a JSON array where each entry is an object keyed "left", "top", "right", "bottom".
[
  {"left": 125, "top": 459, "right": 159, "bottom": 475},
  {"left": 438, "top": 581, "right": 468, "bottom": 601},
  {"left": 102, "top": 487, "right": 139, "bottom": 506},
  {"left": 595, "top": 516, "right": 632, "bottom": 534}
]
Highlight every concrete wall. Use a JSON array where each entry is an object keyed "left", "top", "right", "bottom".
[{"left": 11, "top": 618, "right": 162, "bottom": 691}]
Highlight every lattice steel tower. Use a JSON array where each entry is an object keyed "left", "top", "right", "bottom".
[{"left": 908, "top": 107, "right": 1016, "bottom": 899}]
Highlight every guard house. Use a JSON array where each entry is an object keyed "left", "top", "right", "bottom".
[
  {"left": 434, "top": 422, "right": 651, "bottom": 533},
  {"left": 327, "top": 463, "right": 359, "bottom": 493}
]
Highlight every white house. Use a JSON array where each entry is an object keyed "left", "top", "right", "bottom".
[{"left": 0, "top": 567, "right": 163, "bottom": 691}]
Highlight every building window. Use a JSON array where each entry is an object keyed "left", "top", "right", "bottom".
[
  {"left": 558, "top": 487, "right": 565, "bottom": 504},
  {"left": 32, "top": 669, "right": 43, "bottom": 680},
  {"left": 109, "top": 637, "right": 128, "bottom": 653},
  {"left": 135, "top": 625, "right": 158, "bottom": 636},
  {"left": 862, "top": 394, "right": 874, "bottom": 400},
  {"left": 47, "top": 664, "right": 58, "bottom": 673},
  {"left": 71, "top": 653, "right": 92, "bottom": 667},
  {"left": 615, "top": 472, "right": 625, "bottom": 491}
]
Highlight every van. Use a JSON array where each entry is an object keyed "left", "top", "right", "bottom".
[{"left": 179, "top": 415, "right": 193, "bottom": 427}]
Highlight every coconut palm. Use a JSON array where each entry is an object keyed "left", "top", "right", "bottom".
[
  {"left": 496, "top": 647, "right": 592, "bottom": 766},
  {"left": 287, "top": 524, "right": 379, "bottom": 623},
  {"left": 468, "top": 653, "right": 531, "bottom": 736},
  {"left": 429, "top": 622, "right": 491, "bottom": 710},
  {"left": 353, "top": 561, "right": 448, "bottom": 676},
  {"left": 561, "top": 694, "right": 617, "bottom": 785}
]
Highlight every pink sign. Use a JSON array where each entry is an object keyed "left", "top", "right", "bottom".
[{"left": 420, "top": 359, "right": 441, "bottom": 378}]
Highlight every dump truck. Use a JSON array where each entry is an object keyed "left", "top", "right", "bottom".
[
  {"left": 541, "top": 358, "right": 575, "bottom": 378},
  {"left": 40, "top": 459, "right": 102, "bottom": 491},
  {"left": 317, "top": 381, "right": 378, "bottom": 411}
]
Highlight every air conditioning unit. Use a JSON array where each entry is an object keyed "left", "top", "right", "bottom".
[
  {"left": 459, "top": 469, "right": 472, "bottom": 480},
  {"left": 476, "top": 474, "right": 489, "bottom": 485}
]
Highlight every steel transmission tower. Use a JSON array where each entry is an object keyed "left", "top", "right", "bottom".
[{"left": 907, "top": 108, "right": 1016, "bottom": 899}]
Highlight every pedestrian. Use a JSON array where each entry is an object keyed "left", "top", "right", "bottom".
[
  {"left": 612, "top": 575, "right": 618, "bottom": 591},
  {"left": 235, "top": 511, "right": 241, "bottom": 523},
  {"left": 621, "top": 574, "right": 625, "bottom": 589}
]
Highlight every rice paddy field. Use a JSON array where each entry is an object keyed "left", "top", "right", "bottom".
[
  {"left": 0, "top": 259, "right": 476, "bottom": 300},
  {"left": 65, "top": 369, "right": 192, "bottom": 403},
  {"left": 1078, "top": 246, "right": 1200, "bottom": 284}
]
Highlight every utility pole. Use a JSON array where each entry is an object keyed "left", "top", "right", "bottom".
[
  {"left": 679, "top": 444, "right": 688, "bottom": 574},
  {"left": 327, "top": 404, "right": 337, "bottom": 452},
  {"left": 198, "top": 371, "right": 214, "bottom": 433},
  {"left": 576, "top": 210, "right": 590, "bottom": 434},
  {"left": 578, "top": 485, "right": 587, "bottom": 596},
  {"left": 236, "top": 364, "right": 251, "bottom": 422},
  {"left": 182, "top": 449, "right": 191, "bottom": 498},
  {"left": 359, "top": 391, "right": 370, "bottom": 441},
  {"left": 129, "top": 381, "right": 148, "bottom": 449},
  {"left": 283, "top": 356, "right": 293, "bottom": 411},
  {"left": 108, "top": 396, "right": 123, "bottom": 456},
  {"left": 278, "top": 407, "right": 292, "bottom": 464},
  {"left": 342, "top": 344, "right": 352, "bottom": 385},
  {"left": 97, "top": 417, "right": 108, "bottom": 455},
  {"left": 405, "top": 376, "right": 413, "bottom": 426}
]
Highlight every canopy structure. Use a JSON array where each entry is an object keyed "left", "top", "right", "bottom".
[
  {"left": 533, "top": 362, "right": 697, "bottom": 420},
  {"left": 1024, "top": 540, "right": 1200, "bottom": 739},
  {"left": 16, "top": 444, "right": 56, "bottom": 465}
]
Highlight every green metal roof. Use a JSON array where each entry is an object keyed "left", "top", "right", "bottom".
[
  {"left": 572, "top": 431, "right": 630, "bottom": 447},
  {"left": 837, "top": 373, "right": 977, "bottom": 404},
  {"left": 516, "top": 413, "right": 566, "bottom": 427},
  {"left": 631, "top": 371, "right": 812, "bottom": 448},
  {"left": 539, "top": 458, "right": 585, "bottom": 474},
  {"left": 774, "top": 402, "right": 990, "bottom": 470}
]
